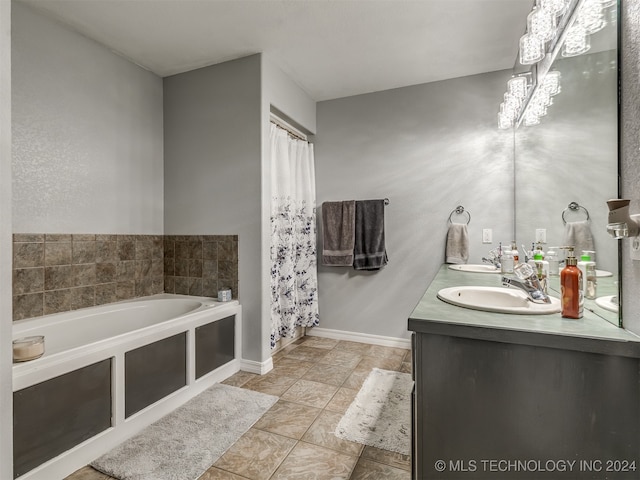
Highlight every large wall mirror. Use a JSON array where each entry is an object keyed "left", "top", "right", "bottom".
[{"left": 514, "top": 2, "right": 620, "bottom": 326}]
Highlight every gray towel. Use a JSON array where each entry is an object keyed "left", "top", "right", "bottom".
[
  {"left": 322, "top": 201, "right": 356, "bottom": 266},
  {"left": 563, "top": 220, "right": 595, "bottom": 257},
  {"left": 353, "top": 200, "right": 388, "bottom": 271},
  {"left": 445, "top": 223, "right": 469, "bottom": 264}
]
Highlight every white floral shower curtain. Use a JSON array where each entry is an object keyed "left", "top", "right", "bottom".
[{"left": 269, "top": 123, "right": 319, "bottom": 349}]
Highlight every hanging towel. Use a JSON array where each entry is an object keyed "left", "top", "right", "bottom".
[
  {"left": 445, "top": 223, "right": 469, "bottom": 264},
  {"left": 322, "top": 201, "right": 356, "bottom": 266},
  {"left": 563, "top": 220, "right": 595, "bottom": 257},
  {"left": 353, "top": 199, "right": 388, "bottom": 271}
]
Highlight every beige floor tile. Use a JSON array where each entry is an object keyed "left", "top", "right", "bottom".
[
  {"left": 284, "top": 345, "right": 329, "bottom": 363},
  {"left": 302, "top": 363, "right": 352, "bottom": 386},
  {"left": 402, "top": 349, "right": 412, "bottom": 363},
  {"left": 271, "top": 357, "right": 314, "bottom": 378},
  {"left": 64, "top": 467, "right": 110, "bottom": 480},
  {"left": 299, "top": 336, "right": 340, "bottom": 349},
  {"left": 213, "top": 429, "right": 296, "bottom": 480},
  {"left": 280, "top": 379, "right": 339, "bottom": 408},
  {"left": 342, "top": 369, "right": 371, "bottom": 390},
  {"left": 399, "top": 361, "right": 412, "bottom": 374},
  {"left": 350, "top": 458, "right": 411, "bottom": 479},
  {"left": 367, "top": 345, "right": 409, "bottom": 360},
  {"left": 253, "top": 400, "right": 321, "bottom": 439},
  {"left": 243, "top": 372, "right": 298, "bottom": 396},
  {"left": 220, "top": 371, "right": 258, "bottom": 387},
  {"left": 361, "top": 446, "right": 412, "bottom": 471},
  {"left": 324, "top": 387, "right": 359, "bottom": 414},
  {"left": 301, "top": 410, "right": 364, "bottom": 456},
  {"left": 356, "top": 355, "right": 403, "bottom": 372},
  {"left": 272, "top": 343, "right": 301, "bottom": 361},
  {"left": 333, "top": 340, "right": 373, "bottom": 355},
  {"left": 198, "top": 466, "right": 250, "bottom": 479},
  {"left": 319, "top": 349, "right": 362, "bottom": 369},
  {"left": 271, "top": 442, "right": 358, "bottom": 480}
]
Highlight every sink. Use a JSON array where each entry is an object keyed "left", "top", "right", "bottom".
[
  {"left": 448, "top": 264, "right": 500, "bottom": 274},
  {"left": 596, "top": 269, "right": 613, "bottom": 278},
  {"left": 437, "top": 286, "right": 561, "bottom": 315},
  {"left": 595, "top": 295, "right": 619, "bottom": 313}
]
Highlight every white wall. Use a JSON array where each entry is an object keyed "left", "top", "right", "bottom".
[
  {"left": 0, "top": 1, "right": 12, "bottom": 477},
  {"left": 314, "top": 70, "right": 514, "bottom": 340},
  {"left": 163, "top": 55, "right": 263, "bottom": 361},
  {"left": 12, "top": 2, "right": 164, "bottom": 234}
]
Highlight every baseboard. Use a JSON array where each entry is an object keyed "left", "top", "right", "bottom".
[
  {"left": 240, "top": 357, "right": 274, "bottom": 375},
  {"left": 305, "top": 327, "right": 411, "bottom": 349}
]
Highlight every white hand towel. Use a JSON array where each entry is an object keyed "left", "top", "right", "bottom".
[
  {"left": 445, "top": 223, "right": 469, "bottom": 264},
  {"left": 563, "top": 220, "right": 595, "bottom": 257}
]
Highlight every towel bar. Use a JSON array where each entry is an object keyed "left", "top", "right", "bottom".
[
  {"left": 562, "top": 202, "right": 590, "bottom": 224},
  {"left": 448, "top": 205, "right": 471, "bottom": 225}
]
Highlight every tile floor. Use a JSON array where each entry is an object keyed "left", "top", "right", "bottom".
[{"left": 65, "top": 336, "right": 412, "bottom": 480}]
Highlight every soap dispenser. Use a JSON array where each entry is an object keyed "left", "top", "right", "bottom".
[
  {"left": 578, "top": 251, "right": 597, "bottom": 300},
  {"left": 560, "top": 247, "right": 583, "bottom": 319}
]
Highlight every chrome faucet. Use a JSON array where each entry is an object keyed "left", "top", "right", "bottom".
[{"left": 501, "top": 263, "right": 551, "bottom": 304}]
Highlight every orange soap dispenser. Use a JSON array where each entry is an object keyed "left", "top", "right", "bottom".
[{"left": 560, "top": 246, "right": 583, "bottom": 319}]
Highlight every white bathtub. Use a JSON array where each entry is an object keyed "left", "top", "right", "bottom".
[{"left": 12, "top": 294, "right": 242, "bottom": 480}]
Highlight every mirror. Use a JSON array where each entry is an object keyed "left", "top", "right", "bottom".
[{"left": 514, "top": 3, "right": 620, "bottom": 325}]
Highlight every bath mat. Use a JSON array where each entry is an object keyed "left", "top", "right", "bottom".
[
  {"left": 335, "top": 368, "right": 413, "bottom": 455},
  {"left": 91, "top": 383, "right": 278, "bottom": 480}
]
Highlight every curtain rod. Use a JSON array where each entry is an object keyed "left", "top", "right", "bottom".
[{"left": 270, "top": 113, "right": 308, "bottom": 142}]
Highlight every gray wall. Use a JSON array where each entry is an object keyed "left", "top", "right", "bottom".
[
  {"left": 163, "top": 55, "right": 263, "bottom": 362},
  {"left": 621, "top": 0, "right": 640, "bottom": 336},
  {"left": 12, "top": 2, "right": 164, "bottom": 234},
  {"left": 315, "top": 70, "right": 514, "bottom": 340},
  {"left": 0, "top": 1, "right": 12, "bottom": 477}
]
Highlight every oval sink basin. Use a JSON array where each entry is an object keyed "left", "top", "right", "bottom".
[
  {"left": 448, "top": 264, "right": 500, "bottom": 274},
  {"left": 595, "top": 295, "right": 619, "bottom": 313},
  {"left": 437, "top": 286, "right": 561, "bottom": 315}
]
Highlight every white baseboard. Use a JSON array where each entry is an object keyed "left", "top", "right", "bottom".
[
  {"left": 240, "top": 357, "right": 274, "bottom": 375},
  {"left": 305, "top": 327, "right": 411, "bottom": 349}
]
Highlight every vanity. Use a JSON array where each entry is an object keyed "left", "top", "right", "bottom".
[{"left": 409, "top": 265, "right": 640, "bottom": 480}]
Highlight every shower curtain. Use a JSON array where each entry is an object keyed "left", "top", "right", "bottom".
[{"left": 269, "top": 123, "right": 319, "bottom": 349}]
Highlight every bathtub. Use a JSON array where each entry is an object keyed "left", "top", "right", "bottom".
[{"left": 12, "top": 294, "right": 242, "bottom": 480}]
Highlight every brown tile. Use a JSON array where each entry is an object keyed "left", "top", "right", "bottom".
[
  {"left": 198, "top": 467, "right": 247, "bottom": 480},
  {"left": 271, "top": 357, "right": 314, "bottom": 378},
  {"left": 334, "top": 340, "right": 373, "bottom": 355},
  {"left": 14, "top": 233, "right": 44, "bottom": 242},
  {"left": 64, "top": 466, "right": 111, "bottom": 480},
  {"left": 243, "top": 373, "right": 298, "bottom": 396},
  {"left": 367, "top": 345, "right": 409, "bottom": 360},
  {"left": 203, "top": 242, "right": 218, "bottom": 261},
  {"left": 271, "top": 343, "right": 300, "bottom": 362},
  {"left": 218, "top": 240, "right": 238, "bottom": 261},
  {"left": 213, "top": 429, "right": 295, "bottom": 480},
  {"left": 136, "top": 278, "right": 154, "bottom": 297},
  {"left": 73, "top": 264, "right": 96, "bottom": 287},
  {"left": 96, "top": 262, "right": 116, "bottom": 283},
  {"left": 96, "top": 234, "right": 116, "bottom": 242},
  {"left": 96, "top": 241, "right": 118, "bottom": 262},
  {"left": 164, "top": 276, "right": 175, "bottom": 294},
  {"left": 280, "top": 379, "right": 338, "bottom": 409},
  {"left": 302, "top": 363, "right": 352, "bottom": 387},
  {"left": 175, "top": 276, "right": 190, "bottom": 295},
  {"left": 221, "top": 371, "right": 258, "bottom": 387},
  {"left": 350, "top": 457, "right": 411, "bottom": 479},
  {"left": 325, "top": 387, "right": 359, "bottom": 414},
  {"left": 175, "top": 241, "right": 190, "bottom": 259},
  {"left": 188, "top": 278, "right": 203, "bottom": 295},
  {"left": 202, "top": 278, "right": 217, "bottom": 297},
  {"left": 356, "top": 355, "right": 403, "bottom": 372},
  {"left": 218, "top": 260, "right": 236, "bottom": 280},
  {"left": 400, "top": 362, "right": 412, "bottom": 374},
  {"left": 72, "top": 234, "right": 95, "bottom": 242},
  {"left": 14, "top": 242, "right": 44, "bottom": 268},
  {"left": 95, "top": 283, "right": 117, "bottom": 305},
  {"left": 361, "top": 446, "right": 411, "bottom": 472},
  {"left": 151, "top": 235, "right": 163, "bottom": 259},
  {"left": 44, "top": 289, "right": 73, "bottom": 315},
  {"left": 117, "top": 239, "right": 136, "bottom": 261},
  {"left": 301, "top": 410, "right": 364, "bottom": 456},
  {"left": 152, "top": 276, "right": 164, "bottom": 294},
  {"left": 203, "top": 260, "right": 218, "bottom": 278},
  {"left": 151, "top": 259, "right": 164, "bottom": 277},
  {"left": 284, "top": 346, "right": 329, "bottom": 363},
  {"left": 45, "top": 234, "right": 71, "bottom": 242},
  {"left": 13, "top": 268, "right": 44, "bottom": 294},
  {"left": 45, "top": 242, "right": 72, "bottom": 266},
  {"left": 254, "top": 400, "right": 321, "bottom": 439},
  {"left": 72, "top": 241, "right": 96, "bottom": 264},
  {"left": 164, "top": 258, "right": 175, "bottom": 276},
  {"left": 44, "top": 265, "right": 74, "bottom": 290},
  {"left": 135, "top": 259, "right": 152, "bottom": 280},
  {"left": 116, "top": 281, "right": 135, "bottom": 300},
  {"left": 188, "top": 259, "right": 203, "bottom": 277},
  {"left": 72, "top": 286, "right": 95, "bottom": 310},
  {"left": 117, "top": 260, "right": 136, "bottom": 281},
  {"left": 13, "top": 293, "right": 43, "bottom": 320},
  {"left": 163, "top": 238, "right": 175, "bottom": 258},
  {"left": 135, "top": 237, "right": 153, "bottom": 259},
  {"left": 175, "top": 259, "right": 189, "bottom": 277},
  {"left": 319, "top": 349, "right": 362, "bottom": 369},
  {"left": 299, "top": 336, "right": 339, "bottom": 350},
  {"left": 271, "top": 441, "right": 357, "bottom": 480},
  {"left": 342, "top": 369, "right": 371, "bottom": 390}
]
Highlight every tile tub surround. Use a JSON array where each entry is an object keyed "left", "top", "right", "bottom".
[
  {"left": 163, "top": 235, "right": 238, "bottom": 299},
  {"left": 12, "top": 234, "right": 239, "bottom": 321}
]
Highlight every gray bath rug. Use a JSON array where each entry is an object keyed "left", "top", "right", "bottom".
[
  {"left": 335, "top": 368, "right": 413, "bottom": 455},
  {"left": 91, "top": 383, "right": 278, "bottom": 480}
]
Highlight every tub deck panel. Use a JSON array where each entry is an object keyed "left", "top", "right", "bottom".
[
  {"left": 195, "top": 315, "right": 235, "bottom": 379},
  {"left": 125, "top": 332, "right": 187, "bottom": 418},
  {"left": 13, "top": 359, "right": 112, "bottom": 479}
]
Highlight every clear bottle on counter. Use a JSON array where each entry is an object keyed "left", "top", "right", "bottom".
[
  {"left": 578, "top": 251, "right": 597, "bottom": 300},
  {"left": 501, "top": 246, "right": 514, "bottom": 274},
  {"left": 546, "top": 247, "right": 559, "bottom": 276},
  {"left": 532, "top": 251, "right": 549, "bottom": 294}
]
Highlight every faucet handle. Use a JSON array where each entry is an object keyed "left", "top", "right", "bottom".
[{"left": 513, "top": 262, "right": 535, "bottom": 280}]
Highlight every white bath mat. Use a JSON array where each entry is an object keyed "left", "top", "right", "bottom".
[
  {"left": 92, "top": 383, "right": 278, "bottom": 480},
  {"left": 335, "top": 368, "right": 413, "bottom": 455}
]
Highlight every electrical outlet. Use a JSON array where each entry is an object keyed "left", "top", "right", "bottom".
[
  {"left": 535, "top": 228, "right": 547, "bottom": 244},
  {"left": 482, "top": 229, "right": 493, "bottom": 244},
  {"left": 631, "top": 236, "right": 640, "bottom": 261}
]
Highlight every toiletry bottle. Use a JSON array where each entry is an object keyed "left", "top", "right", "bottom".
[
  {"left": 501, "top": 243, "right": 514, "bottom": 274},
  {"left": 511, "top": 242, "right": 519, "bottom": 265},
  {"left": 578, "top": 251, "right": 597, "bottom": 300},
  {"left": 546, "top": 247, "right": 559, "bottom": 276},
  {"left": 532, "top": 250, "right": 549, "bottom": 294},
  {"left": 560, "top": 247, "right": 583, "bottom": 319}
]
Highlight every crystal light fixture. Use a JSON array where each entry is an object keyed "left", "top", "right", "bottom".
[
  {"left": 562, "top": 23, "right": 591, "bottom": 57},
  {"left": 540, "top": 0, "right": 569, "bottom": 17},
  {"left": 507, "top": 76, "right": 529, "bottom": 100},
  {"left": 542, "top": 70, "right": 561, "bottom": 96},
  {"left": 577, "top": 0, "right": 606, "bottom": 34},
  {"left": 528, "top": 7, "right": 557, "bottom": 42},
  {"left": 520, "top": 33, "right": 546, "bottom": 65}
]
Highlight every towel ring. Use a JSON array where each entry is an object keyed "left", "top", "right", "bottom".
[
  {"left": 562, "top": 201, "right": 590, "bottom": 225},
  {"left": 448, "top": 205, "right": 471, "bottom": 225}
]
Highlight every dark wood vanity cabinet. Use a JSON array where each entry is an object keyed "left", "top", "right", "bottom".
[{"left": 411, "top": 329, "right": 640, "bottom": 480}]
